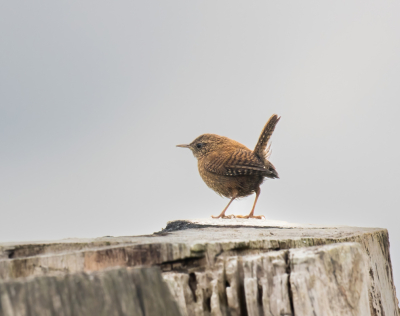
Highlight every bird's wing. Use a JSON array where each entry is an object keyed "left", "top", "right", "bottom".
[{"left": 204, "top": 149, "right": 270, "bottom": 176}]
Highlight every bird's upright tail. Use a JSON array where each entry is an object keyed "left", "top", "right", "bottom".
[{"left": 253, "top": 114, "right": 280, "bottom": 162}]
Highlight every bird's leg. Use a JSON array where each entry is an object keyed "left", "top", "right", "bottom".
[
  {"left": 236, "top": 187, "right": 265, "bottom": 219},
  {"left": 211, "top": 195, "right": 237, "bottom": 219}
]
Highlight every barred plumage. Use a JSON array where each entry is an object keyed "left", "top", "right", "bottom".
[{"left": 254, "top": 114, "right": 280, "bottom": 164}]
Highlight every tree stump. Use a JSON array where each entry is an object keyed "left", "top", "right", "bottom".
[{"left": 0, "top": 219, "right": 398, "bottom": 315}]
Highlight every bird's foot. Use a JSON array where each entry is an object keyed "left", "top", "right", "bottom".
[
  {"left": 211, "top": 214, "right": 236, "bottom": 219},
  {"left": 235, "top": 214, "right": 265, "bottom": 219},
  {"left": 222, "top": 214, "right": 236, "bottom": 219}
]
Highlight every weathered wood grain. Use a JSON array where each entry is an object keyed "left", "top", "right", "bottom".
[
  {"left": 290, "top": 243, "right": 370, "bottom": 315},
  {"left": 0, "top": 219, "right": 398, "bottom": 315},
  {"left": 0, "top": 267, "right": 182, "bottom": 316}
]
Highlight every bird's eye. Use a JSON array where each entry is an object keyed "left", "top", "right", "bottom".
[{"left": 196, "top": 143, "right": 203, "bottom": 149}]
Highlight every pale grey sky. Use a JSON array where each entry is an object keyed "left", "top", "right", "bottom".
[{"left": 1, "top": 1, "right": 399, "bottom": 291}]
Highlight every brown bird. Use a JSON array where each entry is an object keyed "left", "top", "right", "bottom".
[{"left": 177, "top": 114, "right": 280, "bottom": 219}]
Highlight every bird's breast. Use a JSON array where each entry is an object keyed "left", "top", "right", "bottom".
[
  {"left": 198, "top": 159, "right": 232, "bottom": 197},
  {"left": 197, "top": 158, "right": 262, "bottom": 198}
]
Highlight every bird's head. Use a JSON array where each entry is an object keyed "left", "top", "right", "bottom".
[{"left": 176, "top": 134, "right": 228, "bottom": 159}]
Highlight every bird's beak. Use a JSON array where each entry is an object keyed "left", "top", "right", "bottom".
[{"left": 176, "top": 144, "right": 190, "bottom": 148}]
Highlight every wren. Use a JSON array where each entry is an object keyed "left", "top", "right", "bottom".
[{"left": 177, "top": 114, "right": 280, "bottom": 219}]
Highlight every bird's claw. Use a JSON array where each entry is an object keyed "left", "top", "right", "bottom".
[
  {"left": 236, "top": 214, "right": 265, "bottom": 219},
  {"left": 211, "top": 214, "right": 236, "bottom": 219}
]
